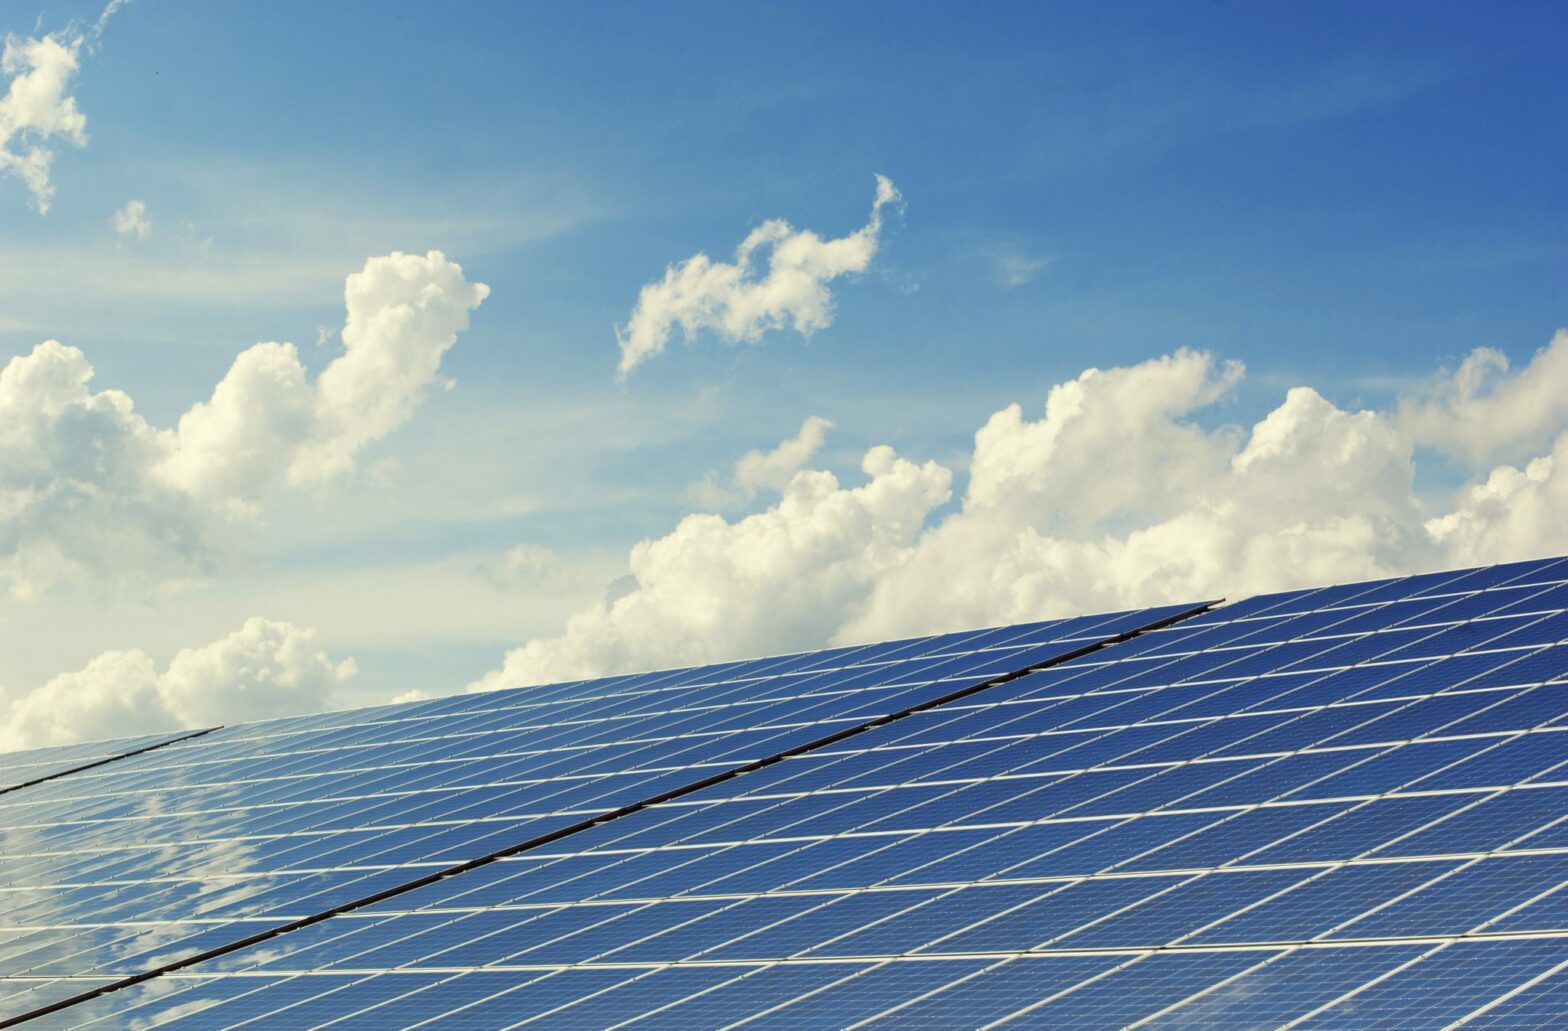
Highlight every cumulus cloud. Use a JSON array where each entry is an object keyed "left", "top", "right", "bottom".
[
  {"left": 1427, "top": 435, "right": 1568, "bottom": 568},
  {"left": 847, "top": 377, "right": 1430, "bottom": 641},
  {"left": 480, "top": 331, "right": 1568, "bottom": 689},
  {"left": 111, "top": 198, "right": 151, "bottom": 239},
  {"left": 616, "top": 175, "right": 902, "bottom": 377},
  {"left": 0, "top": 32, "right": 88, "bottom": 213},
  {"left": 1399, "top": 330, "right": 1568, "bottom": 467},
  {"left": 688, "top": 415, "right": 834, "bottom": 509},
  {"left": 472, "top": 445, "right": 950, "bottom": 690},
  {"left": 0, "top": 617, "right": 355, "bottom": 751},
  {"left": 0, "top": 250, "right": 487, "bottom": 598},
  {"left": 964, "top": 349, "right": 1243, "bottom": 527}
]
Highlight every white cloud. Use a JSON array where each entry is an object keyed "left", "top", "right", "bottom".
[
  {"left": 472, "top": 445, "right": 951, "bottom": 690},
  {"left": 0, "top": 32, "right": 88, "bottom": 213},
  {"left": 480, "top": 331, "right": 1568, "bottom": 688},
  {"left": 111, "top": 198, "right": 152, "bottom": 239},
  {"left": 1398, "top": 330, "right": 1568, "bottom": 467},
  {"left": 616, "top": 175, "right": 902, "bottom": 377},
  {"left": 1426, "top": 434, "right": 1568, "bottom": 568},
  {"left": 964, "top": 349, "right": 1243, "bottom": 528},
  {"left": 95, "top": 0, "right": 137, "bottom": 37},
  {"left": 0, "top": 250, "right": 487, "bottom": 599},
  {"left": 848, "top": 378, "right": 1429, "bottom": 642},
  {"left": 688, "top": 415, "right": 834, "bottom": 509},
  {"left": 485, "top": 543, "right": 571, "bottom": 590},
  {"left": 736, "top": 415, "right": 835, "bottom": 492},
  {"left": 0, "top": 617, "right": 354, "bottom": 751}
]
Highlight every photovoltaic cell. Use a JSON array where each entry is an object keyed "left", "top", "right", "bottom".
[{"left": 5, "top": 556, "right": 1568, "bottom": 1027}]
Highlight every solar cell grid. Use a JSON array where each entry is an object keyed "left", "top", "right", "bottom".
[{"left": 5, "top": 556, "right": 1568, "bottom": 1027}]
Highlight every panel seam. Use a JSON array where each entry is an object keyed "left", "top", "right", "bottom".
[{"left": 0, "top": 727, "right": 219, "bottom": 800}]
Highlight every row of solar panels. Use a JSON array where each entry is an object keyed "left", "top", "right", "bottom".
[{"left": 1, "top": 558, "right": 1566, "bottom": 1027}]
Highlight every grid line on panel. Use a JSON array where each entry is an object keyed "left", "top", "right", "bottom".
[
  {"left": 0, "top": 728, "right": 218, "bottom": 800},
  {"left": 1052, "top": 731, "right": 1568, "bottom": 1025},
  {"left": 7, "top": 937, "right": 1568, "bottom": 1030},
  {"left": 8, "top": 929, "right": 1568, "bottom": 973},
  {"left": 1449, "top": 955, "right": 1568, "bottom": 1028},
  {"left": 1097, "top": 846, "right": 1564, "bottom": 1023},
  {"left": 972, "top": 953, "right": 1146, "bottom": 1029},
  {"left": 839, "top": 956, "right": 1006, "bottom": 1030},
  {"left": 724, "top": 959, "right": 897, "bottom": 1029},
  {"left": 0, "top": 602, "right": 1214, "bottom": 1027}
]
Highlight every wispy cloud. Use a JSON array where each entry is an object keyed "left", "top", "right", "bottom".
[
  {"left": 1021, "top": 55, "right": 1445, "bottom": 173},
  {"left": 0, "top": 161, "right": 599, "bottom": 329},
  {"left": 979, "top": 237, "right": 1054, "bottom": 289}
]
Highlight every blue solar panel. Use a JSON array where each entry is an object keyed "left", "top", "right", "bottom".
[
  {"left": 0, "top": 729, "right": 209, "bottom": 793},
  {"left": 0, "top": 604, "right": 1189, "bottom": 1024},
  {"left": 5, "top": 557, "right": 1568, "bottom": 1027}
]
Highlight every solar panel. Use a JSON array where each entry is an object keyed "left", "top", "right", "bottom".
[
  {"left": 0, "top": 730, "right": 211, "bottom": 794},
  {"left": 0, "top": 604, "right": 1195, "bottom": 1026},
  {"left": 4, "top": 557, "right": 1568, "bottom": 1027}
]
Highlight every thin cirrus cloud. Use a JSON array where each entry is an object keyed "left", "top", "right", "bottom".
[
  {"left": 0, "top": 249, "right": 488, "bottom": 600},
  {"left": 475, "top": 330, "right": 1568, "bottom": 691},
  {"left": 615, "top": 174, "right": 903, "bottom": 378}
]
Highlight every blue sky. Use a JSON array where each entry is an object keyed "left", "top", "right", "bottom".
[{"left": 2, "top": 1, "right": 1565, "bottom": 740}]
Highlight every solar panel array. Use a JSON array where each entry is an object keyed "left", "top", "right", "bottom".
[
  {"left": 3, "top": 557, "right": 1568, "bottom": 1028},
  {"left": 0, "top": 603, "right": 1194, "bottom": 1026}
]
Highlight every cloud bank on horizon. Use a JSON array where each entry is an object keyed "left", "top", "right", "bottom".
[
  {"left": 473, "top": 330, "right": 1568, "bottom": 691},
  {"left": 0, "top": 617, "right": 354, "bottom": 751}
]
